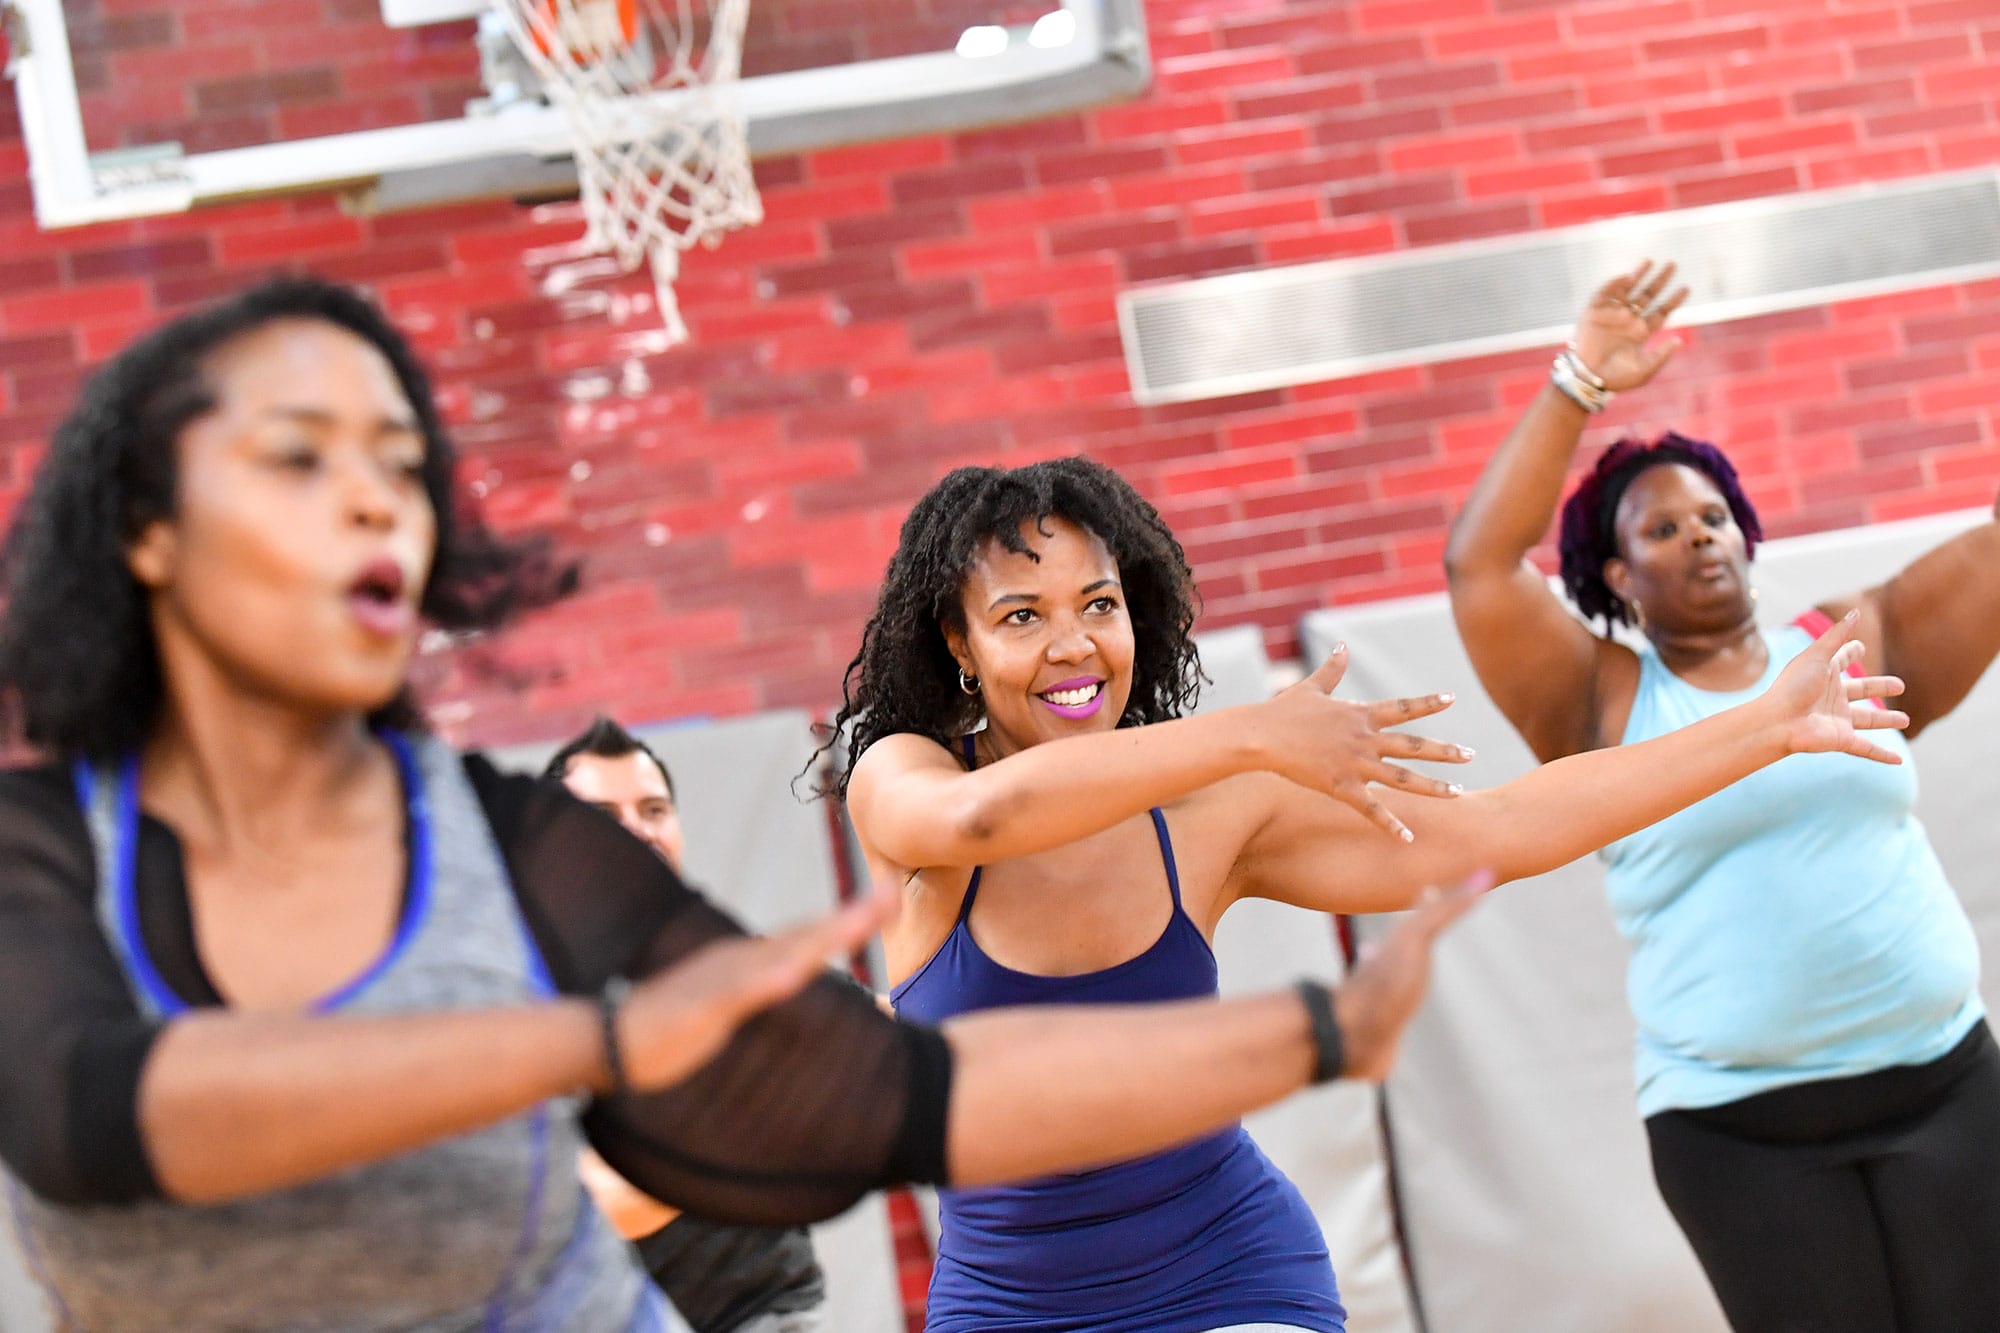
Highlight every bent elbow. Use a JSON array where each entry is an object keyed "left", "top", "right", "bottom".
[
  {"left": 942, "top": 788, "right": 1002, "bottom": 855},
  {"left": 1442, "top": 535, "right": 1500, "bottom": 588}
]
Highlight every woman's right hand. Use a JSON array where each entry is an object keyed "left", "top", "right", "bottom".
[
  {"left": 612, "top": 884, "right": 901, "bottom": 1094},
  {"left": 1335, "top": 870, "right": 1490, "bottom": 1081},
  {"left": 1760, "top": 611, "right": 1910, "bottom": 764},
  {"left": 1247, "top": 645, "right": 1472, "bottom": 842},
  {"left": 1570, "top": 260, "right": 1690, "bottom": 391}
]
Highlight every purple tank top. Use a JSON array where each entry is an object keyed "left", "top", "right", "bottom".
[{"left": 890, "top": 737, "right": 1346, "bottom": 1333}]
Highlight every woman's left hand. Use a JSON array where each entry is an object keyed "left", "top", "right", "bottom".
[{"left": 1766, "top": 610, "right": 1910, "bottom": 762}]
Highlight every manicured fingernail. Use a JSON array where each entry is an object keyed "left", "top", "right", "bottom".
[
  {"left": 1399, "top": 828, "right": 1414, "bottom": 843},
  {"left": 1439, "top": 692, "right": 1454, "bottom": 704},
  {"left": 1458, "top": 746, "right": 1476, "bottom": 759},
  {"left": 1447, "top": 783, "right": 1464, "bottom": 795}
]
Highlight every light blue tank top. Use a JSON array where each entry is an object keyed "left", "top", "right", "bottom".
[{"left": 1605, "top": 622, "right": 1983, "bottom": 1117}]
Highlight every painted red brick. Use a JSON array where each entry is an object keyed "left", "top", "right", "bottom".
[{"left": 0, "top": 0, "right": 1992, "bottom": 770}]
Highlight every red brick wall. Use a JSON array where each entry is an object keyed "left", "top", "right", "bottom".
[{"left": 3, "top": 0, "right": 1999, "bottom": 751}]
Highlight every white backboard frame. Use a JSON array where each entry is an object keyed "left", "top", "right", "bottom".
[{"left": 6, "top": 0, "right": 1147, "bottom": 229}]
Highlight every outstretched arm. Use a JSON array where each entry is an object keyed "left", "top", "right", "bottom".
[
  {"left": 1444, "top": 262, "right": 1688, "bottom": 760},
  {"left": 134, "top": 892, "right": 896, "bottom": 1204},
  {"left": 848, "top": 646, "right": 1469, "bottom": 871},
  {"left": 1235, "top": 616, "right": 1908, "bottom": 914},
  {"left": 3, "top": 765, "right": 1478, "bottom": 1225},
  {"left": 1822, "top": 498, "right": 2000, "bottom": 738}
]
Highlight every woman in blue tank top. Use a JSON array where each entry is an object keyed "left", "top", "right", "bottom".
[
  {"left": 1446, "top": 261, "right": 2000, "bottom": 1331},
  {"left": 824, "top": 456, "right": 1909, "bottom": 1333}
]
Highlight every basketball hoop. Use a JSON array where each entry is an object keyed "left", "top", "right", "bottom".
[{"left": 494, "top": 0, "right": 763, "bottom": 342}]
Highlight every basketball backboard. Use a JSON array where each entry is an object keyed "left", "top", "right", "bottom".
[{"left": 5, "top": 0, "right": 1148, "bottom": 230}]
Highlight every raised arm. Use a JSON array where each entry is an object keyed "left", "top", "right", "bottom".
[
  {"left": 1822, "top": 495, "right": 2000, "bottom": 738},
  {"left": 847, "top": 646, "right": 1469, "bottom": 871},
  {"left": 1235, "top": 615, "right": 1908, "bottom": 914},
  {"left": 1444, "top": 262, "right": 1688, "bottom": 760}
]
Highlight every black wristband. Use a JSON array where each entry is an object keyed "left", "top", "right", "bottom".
[
  {"left": 1294, "top": 979, "right": 1345, "bottom": 1084},
  {"left": 597, "top": 976, "right": 633, "bottom": 1097}
]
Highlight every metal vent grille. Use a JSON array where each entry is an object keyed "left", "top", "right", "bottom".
[{"left": 1118, "top": 170, "right": 2000, "bottom": 406}]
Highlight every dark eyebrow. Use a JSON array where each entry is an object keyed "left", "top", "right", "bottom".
[
  {"left": 989, "top": 577, "right": 1122, "bottom": 612},
  {"left": 263, "top": 405, "right": 421, "bottom": 435}
]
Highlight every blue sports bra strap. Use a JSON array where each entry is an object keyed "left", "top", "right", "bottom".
[
  {"left": 1149, "top": 808, "right": 1183, "bottom": 908},
  {"left": 960, "top": 733, "right": 977, "bottom": 769}
]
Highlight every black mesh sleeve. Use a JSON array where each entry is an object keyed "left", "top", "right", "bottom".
[
  {"left": 0, "top": 766, "right": 165, "bottom": 1205},
  {"left": 464, "top": 755, "right": 953, "bottom": 1226}
]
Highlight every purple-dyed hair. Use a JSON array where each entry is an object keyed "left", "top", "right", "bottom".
[{"left": 1557, "top": 431, "right": 1763, "bottom": 628}]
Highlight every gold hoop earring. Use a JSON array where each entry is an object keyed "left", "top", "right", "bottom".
[{"left": 958, "top": 667, "right": 980, "bottom": 696}]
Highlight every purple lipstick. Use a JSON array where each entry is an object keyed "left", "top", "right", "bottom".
[{"left": 1038, "top": 676, "right": 1106, "bottom": 719}]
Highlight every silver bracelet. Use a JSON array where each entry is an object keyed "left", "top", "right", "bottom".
[{"left": 1550, "top": 346, "right": 1612, "bottom": 413}]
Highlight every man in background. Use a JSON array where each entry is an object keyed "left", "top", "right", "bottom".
[{"left": 549, "top": 718, "right": 829, "bottom": 1333}]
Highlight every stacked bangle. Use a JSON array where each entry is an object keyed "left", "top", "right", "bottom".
[
  {"left": 1294, "top": 979, "right": 1346, "bottom": 1084},
  {"left": 1550, "top": 344, "right": 1612, "bottom": 414}
]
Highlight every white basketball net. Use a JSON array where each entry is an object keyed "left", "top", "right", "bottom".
[{"left": 495, "top": 0, "right": 763, "bottom": 341}]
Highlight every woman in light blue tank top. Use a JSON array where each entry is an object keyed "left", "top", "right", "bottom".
[
  {"left": 827, "top": 457, "right": 1907, "bottom": 1333},
  {"left": 1448, "top": 261, "right": 2000, "bottom": 1331}
]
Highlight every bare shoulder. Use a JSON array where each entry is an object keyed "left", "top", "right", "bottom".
[
  {"left": 1588, "top": 636, "right": 1643, "bottom": 753},
  {"left": 848, "top": 732, "right": 961, "bottom": 794}
]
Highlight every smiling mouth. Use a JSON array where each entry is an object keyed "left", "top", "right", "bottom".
[{"left": 1039, "top": 681, "right": 1103, "bottom": 708}]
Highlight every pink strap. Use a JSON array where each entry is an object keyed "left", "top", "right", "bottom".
[
  {"left": 1794, "top": 608, "right": 1888, "bottom": 711},
  {"left": 1792, "top": 608, "right": 1864, "bottom": 680}
]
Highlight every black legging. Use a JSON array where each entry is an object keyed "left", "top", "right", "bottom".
[{"left": 1647, "top": 1022, "right": 2000, "bottom": 1332}]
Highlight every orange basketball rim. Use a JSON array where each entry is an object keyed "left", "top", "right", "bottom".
[{"left": 530, "top": 0, "right": 640, "bottom": 60}]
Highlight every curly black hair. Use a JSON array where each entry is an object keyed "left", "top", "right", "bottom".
[
  {"left": 812, "top": 457, "right": 1203, "bottom": 801},
  {"left": 1557, "top": 430, "right": 1763, "bottom": 629},
  {"left": 0, "top": 274, "right": 573, "bottom": 760}
]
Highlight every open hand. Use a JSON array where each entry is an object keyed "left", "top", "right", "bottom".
[
  {"left": 1253, "top": 645, "right": 1472, "bottom": 843},
  {"left": 614, "top": 883, "right": 900, "bottom": 1093},
  {"left": 1765, "top": 610, "right": 1909, "bottom": 763},
  {"left": 1334, "top": 870, "right": 1490, "bottom": 1082},
  {"left": 1571, "top": 260, "right": 1690, "bottom": 391}
]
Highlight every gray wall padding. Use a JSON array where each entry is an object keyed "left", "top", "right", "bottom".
[
  {"left": 1301, "top": 508, "right": 2000, "bottom": 1333},
  {"left": 0, "top": 1199, "right": 44, "bottom": 1332}
]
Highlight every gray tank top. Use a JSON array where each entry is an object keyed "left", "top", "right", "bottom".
[{"left": 5, "top": 733, "right": 681, "bottom": 1332}]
